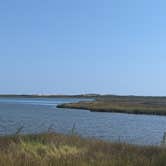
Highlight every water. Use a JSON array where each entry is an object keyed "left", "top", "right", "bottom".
[{"left": 0, "top": 97, "right": 165, "bottom": 145}]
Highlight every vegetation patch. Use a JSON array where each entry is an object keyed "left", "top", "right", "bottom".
[
  {"left": 0, "top": 133, "right": 165, "bottom": 165},
  {"left": 57, "top": 95, "right": 166, "bottom": 115}
]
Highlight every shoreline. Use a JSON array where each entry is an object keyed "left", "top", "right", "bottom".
[
  {"left": 57, "top": 95, "right": 166, "bottom": 116},
  {"left": 57, "top": 104, "right": 166, "bottom": 116}
]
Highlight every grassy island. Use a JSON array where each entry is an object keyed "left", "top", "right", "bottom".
[
  {"left": 57, "top": 95, "right": 166, "bottom": 115},
  {"left": 0, "top": 133, "right": 166, "bottom": 166}
]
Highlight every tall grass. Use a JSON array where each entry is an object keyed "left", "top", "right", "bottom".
[{"left": 0, "top": 133, "right": 165, "bottom": 166}]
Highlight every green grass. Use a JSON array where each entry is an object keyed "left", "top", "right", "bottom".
[
  {"left": 0, "top": 133, "right": 166, "bottom": 166},
  {"left": 57, "top": 95, "right": 166, "bottom": 115}
]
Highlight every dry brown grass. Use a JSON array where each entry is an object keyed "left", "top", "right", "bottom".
[{"left": 0, "top": 133, "right": 165, "bottom": 166}]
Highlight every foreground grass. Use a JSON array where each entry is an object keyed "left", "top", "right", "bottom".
[
  {"left": 57, "top": 95, "right": 166, "bottom": 115},
  {"left": 0, "top": 133, "right": 166, "bottom": 166}
]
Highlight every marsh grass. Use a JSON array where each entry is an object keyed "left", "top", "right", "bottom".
[
  {"left": 57, "top": 95, "right": 166, "bottom": 115},
  {"left": 0, "top": 133, "right": 165, "bottom": 166}
]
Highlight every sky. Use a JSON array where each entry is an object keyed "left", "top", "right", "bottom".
[{"left": 0, "top": 0, "right": 166, "bottom": 96}]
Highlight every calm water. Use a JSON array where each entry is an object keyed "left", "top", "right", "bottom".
[{"left": 0, "top": 97, "right": 166, "bottom": 145}]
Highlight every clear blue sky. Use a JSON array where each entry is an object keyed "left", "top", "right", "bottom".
[{"left": 0, "top": 0, "right": 166, "bottom": 96}]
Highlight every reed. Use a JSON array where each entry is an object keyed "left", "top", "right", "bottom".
[{"left": 0, "top": 133, "right": 165, "bottom": 166}]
